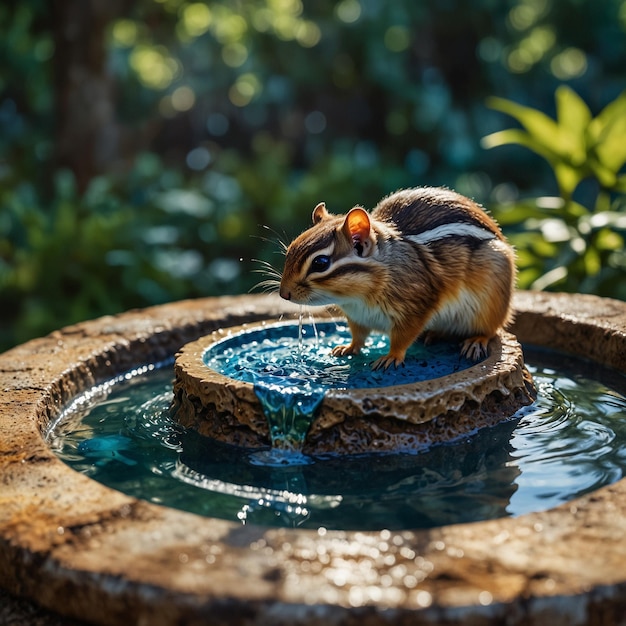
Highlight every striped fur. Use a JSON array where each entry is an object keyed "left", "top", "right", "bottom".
[
  {"left": 279, "top": 187, "right": 516, "bottom": 368},
  {"left": 407, "top": 223, "right": 496, "bottom": 245}
]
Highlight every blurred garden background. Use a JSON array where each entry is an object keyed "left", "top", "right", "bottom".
[{"left": 1, "top": 0, "right": 626, "bottom": 352}]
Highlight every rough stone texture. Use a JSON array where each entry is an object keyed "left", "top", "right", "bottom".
[
  {"left": 0, "top": 588, "right": 85, "bottom": 626},
  {"left": 172, "top": 323, "right": 536, "bottom": 454},
  {"left": 1, "top": 292, "right": 626, "bottom": 625}
]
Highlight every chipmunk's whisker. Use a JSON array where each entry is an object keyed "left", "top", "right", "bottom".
[
  {"left": 254, "top": 225, "right": 289, "bottom": 254},
  {"left": 252, "top": 259, "right": 282, "bottom": 278},
  {"left": 252, "top": 267, "right": 281, "bottom": 277},
  {"left": 249, "top": 257, "right": 283, "bottom": 294},
  {"left": 249, "top": 278, "right": 281, "bottom": 294}
]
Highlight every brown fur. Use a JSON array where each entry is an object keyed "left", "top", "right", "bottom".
[{"left": 280, "top": 187, "right": 516, "bottom": 369}]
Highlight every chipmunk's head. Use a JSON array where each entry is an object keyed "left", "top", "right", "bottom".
[{"left": 279, "top": 201, "right": 380, "bottom": 305}]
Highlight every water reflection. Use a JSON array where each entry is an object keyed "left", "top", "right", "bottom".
[
  {"left": 48, "top": 348, "right": 626, "bottom": 531},
  {"left": 177, "top": 420, "right": 519, "bottom": 529}
]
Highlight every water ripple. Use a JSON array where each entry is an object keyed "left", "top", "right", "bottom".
[{"left": 49, "top": 350, "right": 626, "bottom": 530}]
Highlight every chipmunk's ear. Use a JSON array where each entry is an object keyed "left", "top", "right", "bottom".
[
  {"left": 342, "top": 207, "right": 374, "bottom": 257},
  {"left": 312, "top": 202, "right": 330, "bottom": 224}
]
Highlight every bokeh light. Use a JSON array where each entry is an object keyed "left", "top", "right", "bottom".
[
  {"left": 550, "top": 47, "right": 588, "bottom": 79},
  {"left": 229, "top": 73, "right": 262, "bottom": 107},
  {"left": 129, "top": 45, "right": 180, "bottom": 89},
  {"left": 336, "top": 0, "right": 362, "bottom": 24},
  {"left": 384, "top": 25, "right": 411, "bottom": 52}
]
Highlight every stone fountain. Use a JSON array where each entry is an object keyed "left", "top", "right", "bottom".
[
  {"left": 2, "top": 291, "right": 626, "bottom": 625},
  {"left": 172, "top": 318, "right": 535, "bottom": 456}
]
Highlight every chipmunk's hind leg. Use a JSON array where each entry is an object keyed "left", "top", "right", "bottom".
[
  {"left": 422, "top": 330, "right": 447, "bottom": 346},
  {"left": 460, "top": 335, "right": 490, "bottom": 361}
]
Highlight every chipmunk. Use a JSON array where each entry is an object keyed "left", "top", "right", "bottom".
[{"left": 279, "top": 187, "right": 516, "bottom": 370}]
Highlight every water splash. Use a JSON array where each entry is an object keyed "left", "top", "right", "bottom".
[
  {"left": 297, "top": 306, "right": 320, "bottom": 352},
  {"left": 246, "top": 347, "right": 327, "bottom": 465},
  {"left": 248, "top": 383, "right": 323, "bottom": 465},
  {"left": 203, "top": 320, "right": 473, "bottom": 465}
]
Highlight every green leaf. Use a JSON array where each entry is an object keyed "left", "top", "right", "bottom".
[
  {"left": 588, "top": 90, "right": 626, "bottom": 141},
  {"left": 563, "top": 199, "right": 590, "bottom": 219},
  {"left": 491, "top": 199, "right": 550, "bottom": 225},
  {"left": 587, "top": 91, "right": 626, "bottom": 176},
  {"left": 555, "top": 85, "right": 590, "bottom": 166},
  {"left": 583, "top": 246, "right": 602, "bottom": 276},
  {"left": 481, "top": 128, "right": 528, "bottom": 149},
  {"left": 531, "top": 266, "right": 568, "bottom": 291},
  {"left": 530, "top": 237, "right": 559, "bottom": 258},
  {"left": 481, "top": 128, "right": 560, "bottom": 164},
  {"left": 487, "top": 96, "right": 564, "bottom": 156},
  {"left": 553, "top": 161, "right": 583, "bottom": 198},
  {"left": 587, "top": 155, "right": 617, "bottom": 188},
  {"left": 613, "top": 175, "right": 626, "bottom": 194},
  {"left": 595, "top": 228, "right": 624, "bottom": 251},
  {"left": 593, "top": 190, "right": 612, "bottom": 213}
]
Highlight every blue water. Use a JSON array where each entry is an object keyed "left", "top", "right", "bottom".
[
  {"left": 204, "top": 321, "right": 475, "bottom": 463},
  {"left": 204, "top": 321, "right": 474, "bottom": 388},
  {"left": 47, "top": 345, "right": 626, "bottom": 531}
]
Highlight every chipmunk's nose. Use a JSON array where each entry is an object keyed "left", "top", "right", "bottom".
[{"left": 279, "top": 287, "right": 291, "bottom": 300}]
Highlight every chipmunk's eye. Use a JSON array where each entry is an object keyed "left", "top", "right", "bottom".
[{"left": 310, "top": 255, "right": 331, "bottom": 273}]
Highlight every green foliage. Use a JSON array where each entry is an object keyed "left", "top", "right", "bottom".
[
  {"left": 484, "top": 86, "right": 626, "bottom": 199},
  {"left": 2, "top": 0, "right": 626, "bottom": 351},
  {"left": 0, "top": 156, "right": 259, "bottom": 349},
  {"left": 484, "top": 87, "right": 626, "bottom": 297}
]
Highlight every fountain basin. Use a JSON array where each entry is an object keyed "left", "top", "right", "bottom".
[
  {"left": 1, "top": 292, "right": 626, "bottom": 625},
  {"left": 172, "top": 320, "right": 535, "bottom": 454}
]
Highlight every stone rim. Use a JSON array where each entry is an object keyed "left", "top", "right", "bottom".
[
  {"left": 1, "top": 292, "right": 626, "bottom": 625},
  {"left": 172, "top": 318, "right": 536, "bottom": 454}
]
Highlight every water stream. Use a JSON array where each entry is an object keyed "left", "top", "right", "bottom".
[{"left": 203, "top": 321, "right": 474, "bottom": 465}]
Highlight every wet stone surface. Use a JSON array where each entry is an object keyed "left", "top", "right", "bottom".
[
  {"left": 171, "top": 319, "right": 536, "bottom": 455},
  {"left": 1, "top": 292, "right": 626, "bottom": 625}
]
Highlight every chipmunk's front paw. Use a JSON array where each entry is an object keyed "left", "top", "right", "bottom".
[{"left": 331, "top": 344, "right": 361, "bottom": 357}]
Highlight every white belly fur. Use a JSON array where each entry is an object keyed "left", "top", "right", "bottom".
[
  {"left": 425, "top": 287, "right": 483, "bottom": 336},
  {"left": 337, "top": 298, "right": 392, "bottom": 333},
  {"left": 337, "top": 288, "right": 483, "bottom": 337}
]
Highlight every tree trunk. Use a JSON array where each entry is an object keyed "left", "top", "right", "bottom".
[{"left": 51, "top": 0, "right": 130, "bottom": 193}]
